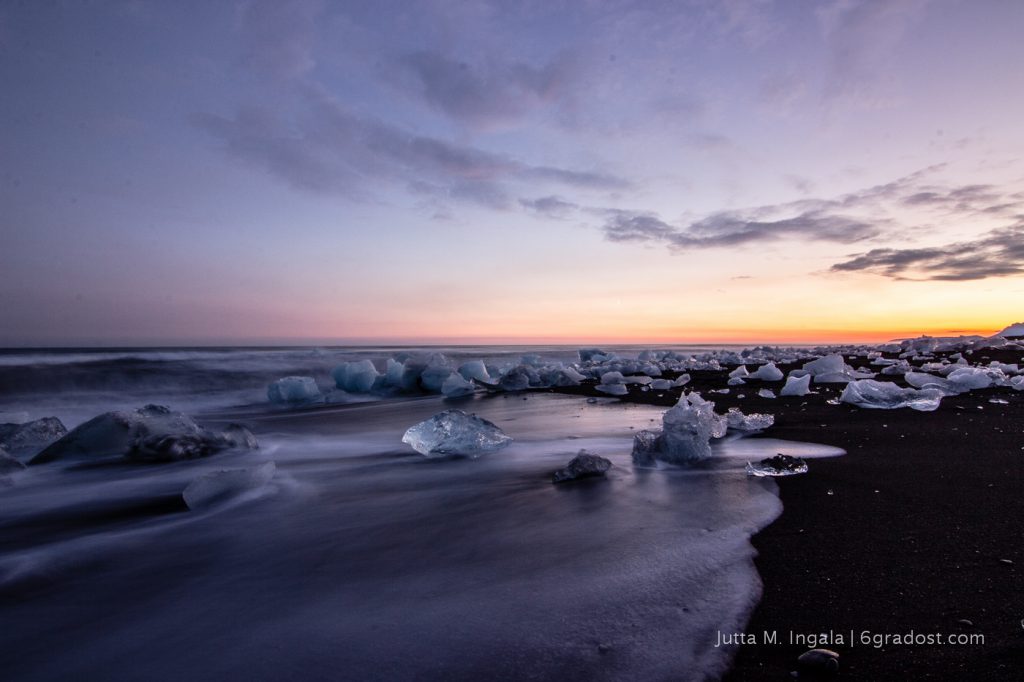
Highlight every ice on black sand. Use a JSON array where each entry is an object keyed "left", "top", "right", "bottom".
[{"left": 402, "top": 409, "right": 512, "bottom": 458}]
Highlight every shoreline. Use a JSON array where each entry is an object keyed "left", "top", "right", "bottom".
[{"left": 552, "top": 351, "right": 1024, "bottom": 680}]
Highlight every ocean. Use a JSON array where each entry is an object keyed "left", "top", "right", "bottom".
[{"left": 0, "top": 346, "right": 841, "bottom": 681}]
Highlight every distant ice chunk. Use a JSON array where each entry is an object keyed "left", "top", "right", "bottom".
[
  {"left": 0, "top": 417, "right": 68, "bottom": 457},
  {"left": 749, "top": 362, "right": 784, "bottom": 381},
  {"left": 727, "top": 377, "right": 746, "bottom": 386},
  {"left": 401, "top": 409, "right": 512, "bottom": 458},
  {"left": 420, "top": 355, "right": 453, "bottom": 393},
  {"left": 779, "top": 374, "right": 812, "bottom": 397},
  {"left": 457, "top": 360, "right": 492, "bottom": 384},
  {"left": 595, "top": 383, "right": 629, "bottom": 395},
  {"left": 726, "top": 407, "right": 775, "bottom": 431},
  {"left": 946, "top": 367, "right": 994, "bottom": 392},
  {"left": 728, "top": 366, "right": 749, "bottom": 379},
  {"left": 840, "top": 380, "right": 943, "bottom": 411},
  {"left": 649, "top": 379, "right": 674, "bottom": 390},
  {"left": 757, "top": 388, "right": 776, "bottom": 399},
  {"left": 997, "top": 321, "right": 1024, "bottom": 337},
  {"left": 331, "top": 360, "right": 379, "bottom": 393},
  {"left": 539, "top": 365, "right": 585, "bottom": 387},
  {"left": 268, "top": 376, "right": 322, "bottom": 405},
  {"left": 578, "top": 348, "right": 608, "bottom": 362},
  {"left": 441, "top": 372, "right": 476, "bottom": 398},
  {"left": 631, "top": 392, "right": 727, "bottom": 466},
  {"left": 498, "top": 366, "right": 535, "bottom": 392},
  {"left": 672, "top": 374, "right": 692, "bottom": 387},
  {"left": 183, "top": 461, "right": 276, "bottom": 510},
  {"left": 31, "top": 405, "right": 258, "bottom": 464}
]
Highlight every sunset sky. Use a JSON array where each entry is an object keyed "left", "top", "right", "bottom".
[{"left": 3, "top": 0, "right": 1023, "bottom": 346}]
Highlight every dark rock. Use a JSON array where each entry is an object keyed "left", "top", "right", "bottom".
[
  {"left": 796, "top": 648, "right": 839, "bottom": 676},
  {"left": 0, "top": 417, "right": 68, "bottom": 456},
  {"left": 553, "top": 451, "right": 612, "bottom": 483}
]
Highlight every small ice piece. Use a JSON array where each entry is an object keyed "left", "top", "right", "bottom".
[
  {"left": 552, "top": 451, "right": 612, "bottom": 483},
  {"left": 457, "top": 360, "right": 491, "bottom": 383},
  {"left": 268, "top": 376, "right": 322, "bottom": 404},
  {"left": 0, "top": 417, "right": 68, "bottom": 457},
  {"left": 331, "top": 360, "right": 379, "bottom": 392},
  {"left": 757, "top": 388, "right": 776, "bottom": 399},
  {"left": 441, "top": 372, "right": 476, "bottom": 397},
  {"left": 385, "top": 358, "right": 405, "bottom": 387},
  {"left": 746, "top": 454, "right": 808, "bottom": 477},
  {"left": 728, "top": 366, "right": 749, "bottom": 379},
  {"left": 649, "top": 379, "right": 674, "bottom": 390},
  {"left": 672, "top": 374, "right": 691, "bottom": 387},
  {"left": 498, "top": 366, "right": 534, "bottom": 391},
  {"left": 726, "top": 407, "right": 775, "bottom": 431},
  {"left": 840, "top": 380, "right": 943, "bottom": 411},
  {"left": 749, "top": 362, "right": 784, "bottom": 381},
  {"left": 401, "top": 409, "right": 512, "bottom": 458},
  {"left": 595, "top": 383, "right": 629, "bottom": 395},
  {"left": 182, "top": 462, "right": 276, "bottom": 510},
  {"left": 539, "top": 365, "right": 586, "bottom": 387},
  {"left": 989, "top": 398, "right": 1009, "bottom": 404},
  {"left": 780, "top": 374, "right": 811, "bottom": 397},
  {"left": 727, "top": 377, "right": 746, "bottom": 386}
]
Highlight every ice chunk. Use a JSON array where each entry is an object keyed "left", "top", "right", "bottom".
[
  {"left": 420, "top": 355, "right": 453, "bottom": 393},
  {"left": 757, "top": 388, "right": 776, "bottom": 399},
  {"left": 331, "top": 360, "right": 379, "bottom": 393},
  {"left": 552, "top": 451, "right": 612, "bottom": 483},
  {"left": 749, "top": 362, "right": 784, "bottom": 381},
  {"left": 457, "top": 360, "right": 491, "bottom": 383},
  {"left": 997, "top": 321, "right": 1024, "bottom": 337},
  {"left": 401, "top": 409, "right": 512, "bottom": 458},
  {"left": 498, "top": 366, "right": 535, "bottom": 391},
  {"left": 631, "top": 392, "right": 727, "bottom": 465},
  {"left": 578, "top": 348, "right": 608, "bottom": 362},
  {"left": 840, "top": 380, "right": 943, "bottom": 411},
  {"left": 0, "top": 446, "right": 27, "bottom": 474},
  {"left": 595, "top": 383, "right": 628, "bottom": 395},
  {"left": 726, "top": 407, "right": 775, "bottom": 431},
  {"left": 727, "top": 377, "right": 746, "bottom": 386},
  {"left": 745, "top": 454, "right": 808, "bottom": 477},
  {"left": 182, "top": 462, "right": 276, "bottom": 510},
  {"left": 728, "top": 366, "right": 749, "bottom": 379},
  {"left": 539, "top": 365, "right": 585, "bottom": 387},
  {"left": 267, "top": 376, "right": 322, "bottom": 404},
  {"left": 31, "top": 405, "right": 258, "bottom": 464},
  {"left": 385, "top": 358, "right": 405, "bottom": 387},
  {"left": 600, "top": 371, "right": 626, "bottom": 385},
  {"left": 779, "top": 374, "right": 811, "bottom": 397},
  {"left": 946, "top": 366, "right": 994, "bottom": 392},
  {"left": 0, "top": 417, "right": 68, "bottom": 456},
  {"left": 441, "top": 372, "right": 476, "bottom": 398},
  {"left": 803, "top": 353, "right": 846, "bottom": 376},
  {"left": 649, "top": 379, "right": 674, "bottom": 390},
  {"left": 672, "top": 374, "right": 691, "bottom": 387}
]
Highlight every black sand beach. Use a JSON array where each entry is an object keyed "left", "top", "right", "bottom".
[{"left": 554, "top": 350, "right": 1024, "bottom": 680}]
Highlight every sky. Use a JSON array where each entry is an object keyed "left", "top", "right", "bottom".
[{"left": 2, "top": 0, "right": 1023, "bottom": 346}]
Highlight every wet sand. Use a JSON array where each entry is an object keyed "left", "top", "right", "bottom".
[{"left": 553, "top": 350, "right": 1024, "bottom": 680}]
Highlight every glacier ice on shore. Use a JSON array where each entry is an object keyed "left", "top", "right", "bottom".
[
  {"left": 402, "top": 409, "right": 512, "bottom": 458},
  {"left": 779, "top": 374, "right": 811, "bottom": 396},
  {"left": 268, "top": 376, "right": 322, "bottom": 404},
  {"left": 30, "top": 405, "right": 259, "bottom": 464},
  {"left": 726, "top": 408, "right": 775, "bottom": 431},
  {"left": 332, "top": 360, "right": 379, "bottom": 393},
  {"left": 458, "top": 360, "right": 491, "bottom": 384},
  {"left": 631, "top": 392, "right": 728, "bottom": 465},
  {"left": 840, "top": 380, "right": 943, "bottom": 411},
  {"left": 748, "top": 362, "right": 784, "bottom": 381},
  {"left": 441, "top": 373, "right": 476, "bottom": 398}
]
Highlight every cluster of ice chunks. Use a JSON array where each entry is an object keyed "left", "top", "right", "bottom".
[
  {"left": 267, "top": 376, "right": 322, "bottom": 405},
  {"left": 30, "top": 405, "right": 258, "bottom": 464},
  {"left": 840, "top": 380, "right": 944, "bottom": 411},
  {"left": 402, "top": 409, "right": 512, "bottom": 458},
  {"left": 631, "top": 392, "right": 730, "bottom": 466},
  {"left": 801, "top": 353, "right": 874, "bottom": 384}
]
